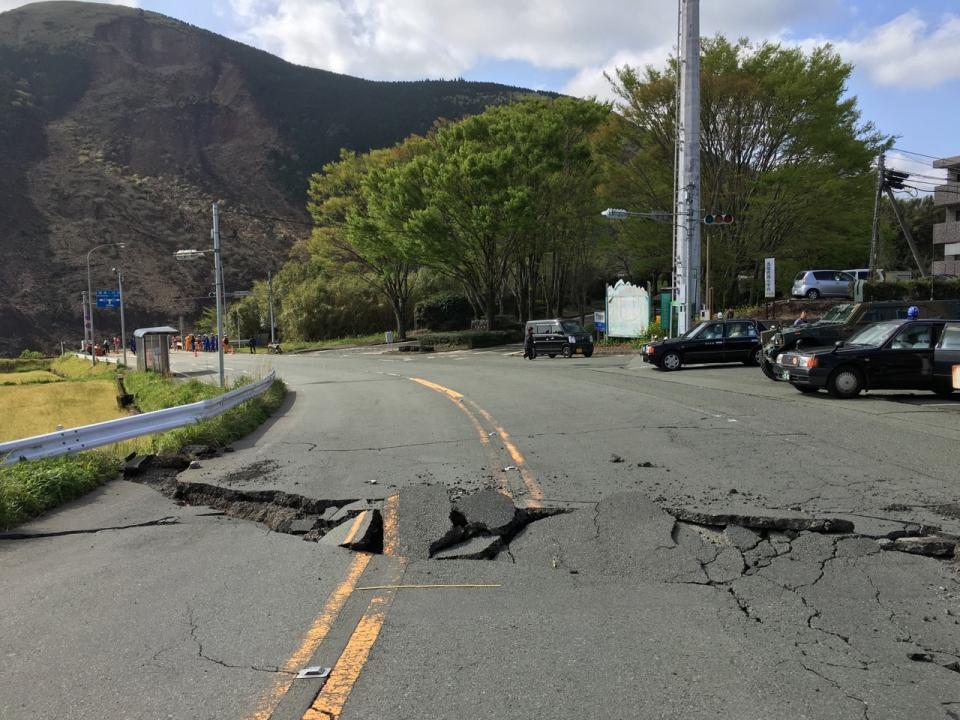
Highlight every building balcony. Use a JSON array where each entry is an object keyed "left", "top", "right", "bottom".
[
  {"left": 933, "top": 221, "right": 960, "bottom": 246},
  {"left": 934, "top": 182, "right": 960, "bottom": 207}
]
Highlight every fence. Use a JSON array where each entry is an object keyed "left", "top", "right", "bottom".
[{"left": 0, "top": 371, "right": 277, "bottom": 465}]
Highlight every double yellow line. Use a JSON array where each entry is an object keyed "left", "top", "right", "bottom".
[{"left": 248, "top": 378, "right": 540, "bottom": 719}]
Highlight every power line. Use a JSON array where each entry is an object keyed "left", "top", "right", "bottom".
[{"left": 891, "top": 147, "right": 946, "bottom": 161}]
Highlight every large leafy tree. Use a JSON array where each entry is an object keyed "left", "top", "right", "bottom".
[
  {"left": 393, "top": 97, "right": 609, "bottom": 327},
  {"left": 604, "top": 37, "right": 885, "bottom": 306},
  {"left": 306, "top": 137, "right": 428, "bottom": 339}
]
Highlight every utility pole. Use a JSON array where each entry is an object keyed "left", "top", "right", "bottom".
[
  {"left": 884, "top": 185, "right": 928, "bottom": 278},
  {"left": 82, "top": 291, "right": 90, "bottom": 350},
  {"left": 869, "top": 152, "right": 884, "bottom": 278},
  {"left": 212, "top": 202, "right": 225, "bottom": 388},
  {"left": 268, "top": 270, "right": 276, "bottom": 345},
  {"left": 674, "top": 0, "right": 701, "bottom": 334},
  {"left": 114, "top": 267, "right": 128, "bottom": 368}
]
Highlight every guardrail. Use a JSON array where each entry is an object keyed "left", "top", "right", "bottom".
[{"left": 0, "top": 371, "right": 277, "bottom": 465}]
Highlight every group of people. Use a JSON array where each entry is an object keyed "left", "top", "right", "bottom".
[
  {"left": 175, "top": 334, "right": 266, "bottom": 354},
  {"left": 81, "top": 336, "right": 132, "bottom": 356}
]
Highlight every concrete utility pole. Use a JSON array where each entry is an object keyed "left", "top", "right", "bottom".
[
  {"left": 869, "top": 152, "right": 884, "bottom": 278},
  {"left": 674, "top": 0, "right": 701, "bottom": 334},
  {"left": 268, "top": 270, "right": 276, "bottom": 345},
  {"left": 114, "top": 267, "right": 128, "bottom": 368},
  {"left": 82, "top": 291, "right": 90, "bottom": 349},
  {"left": 212, "top": 202, "right": 225, "bottom": 388}
]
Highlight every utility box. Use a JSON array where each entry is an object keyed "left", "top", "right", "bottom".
[{"left": 134, "top": 326, "right": 177, "bottom": 374}]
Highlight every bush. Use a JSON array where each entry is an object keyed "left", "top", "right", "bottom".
[
  {"left": 864, "top": 278, "right": 960, "bottom": 301},
  {"left": 416, "top": 330, "right": 519, "bottom": 349},
  {"left": 414, "top": 294, "right": 473, "bottom": 331},
  {"left": 18, "top": 349, "right": 44, "bottom": 359}
]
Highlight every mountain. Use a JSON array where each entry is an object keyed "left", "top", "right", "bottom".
[{"left": 0, "top": 1, "right": 537, "bottom": 355}]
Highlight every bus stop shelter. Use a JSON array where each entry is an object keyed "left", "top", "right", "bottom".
[{"left": 134, "top": 326, "right": 177, "bottom": 374}]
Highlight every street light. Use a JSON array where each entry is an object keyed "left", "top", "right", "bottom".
[
  {"left": 174, "top": 202, "right": 225, "bottom": 388},
  {"left": 112, "top": 266, "right": 128, "bottom": 368},
  {"left": 86, "top": 242, "right": 125, "bottom": 366}
]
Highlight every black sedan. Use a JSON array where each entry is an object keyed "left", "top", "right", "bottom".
[
  {"left": 643, "top": 319, "right": 769, "bottom": 371},
  {"left": 774, "top": 319, "right": 960, "bottom": 398}
]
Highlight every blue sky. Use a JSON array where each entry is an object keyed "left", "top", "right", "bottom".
[{"left": 4, "top": 0, "right": 959, "bottom": 181}]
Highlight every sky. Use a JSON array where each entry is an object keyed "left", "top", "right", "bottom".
[{"left": 2, "top": 0, "right": 959, "bottom": 186}]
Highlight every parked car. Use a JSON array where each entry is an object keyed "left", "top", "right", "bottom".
[
  {"left": 759, "top": 300, "right": 960, "bottom": 380},
  {"left": 774, "top": 319, "right": 959, "bottom": 398},
  {"left": 525, "top": 318, "right": 593, "bottom": 358},
  {"left": 792, "top": 270, "right": 855, "bottom": 299},
  {"left": 845, "top": 268, "right": 871, "bottom": 281},
  {"left": 642, "top": 318, "right": 769, "bottom": 371}
]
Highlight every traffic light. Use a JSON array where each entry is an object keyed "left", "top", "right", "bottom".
[
  {"left": 883, "top": 169, "right": 909, "bottom": 190},
  {"left": 703, "top": 213, "right": 734, "bottom": 225}
]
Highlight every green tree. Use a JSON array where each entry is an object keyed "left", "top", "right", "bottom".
[
  {"left": 398, "top": 97, "right": 609, "bottom": 327},
  {"left": 878, "top": 194, "right": 939, "bottom": 273},
  {"left": 605, "top": 37, "right": 885, "bottom": 306},
  {"left": 307, "top": 138, "right": 428, "bottom": 339}
]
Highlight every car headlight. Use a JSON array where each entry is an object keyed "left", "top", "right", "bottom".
[
  {"left": 776, "top": 354, "right": 784, "bottom": 364},
  {"left": 568, "top": 336, "right": 576, "bottom": 344},
  {"left": 646, "top": 345, "right": 656, "bottom": 355},
  {"left": 798, "top": 356, "right": 818, "bottom": 369}
]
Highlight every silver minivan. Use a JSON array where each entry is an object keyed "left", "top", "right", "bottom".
[{"left": 791, "top": 270, "right": 855, "bottom": 299}]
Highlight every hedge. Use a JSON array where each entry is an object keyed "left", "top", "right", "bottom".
[
  {"left": 414, "top": 294, "right": 473, "bottom": 331},
  {"left": 416, "top": 330, "right": 520, "bottom": 349},
  {"left": 864, "top": 278, "right": 960, "bottom": 301}
]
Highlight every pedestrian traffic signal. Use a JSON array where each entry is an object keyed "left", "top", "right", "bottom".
[
  {"left": 703, "top": 213, "right": 734, "bottom": 225},
  {"left": 883, "top": 169, "right": 909, "bottom": 190}
]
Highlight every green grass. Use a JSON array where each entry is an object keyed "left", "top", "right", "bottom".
[
  {"left": 0, "top": 373, "right": 287, "bottom": 531},
  {"left": 50, "top": 355, "right": 120, "bottom": 380},
  {"left": 0, "top": 358, "right": 53, "bottom": 373},
  {"left": 0, "top": 453, "right": 121, "bottom": 530},
  {"left": 0, "top": 370, "right": 62, "bottom": 385},
  {"left": 414, "top": 329, "right": 520, "bottom": 350},
  {"left": 282, "top": 333, "right": 386, "bottom": 352}
]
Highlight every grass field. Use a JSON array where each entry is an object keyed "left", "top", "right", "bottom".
[
  {"left": 51, "top": 355, "right": 120, "bottom": 379},
  {"left": 0, "top": 380, "right": 126, "bottom": 442},
  {"left": 0, "top": 371, "right": 62, "bottom": 385}
]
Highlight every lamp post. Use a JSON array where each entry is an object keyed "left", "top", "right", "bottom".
[
  {"left": 112, "top": 266, "right": 128, "bottom": 367},
  {"left": 86, "top": 242, "right": 125, "bottom": 366},
  {"left": 174, "top": 202, "right": 225, "bottom": 388}
]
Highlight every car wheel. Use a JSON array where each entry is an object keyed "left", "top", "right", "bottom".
[
  {"left": 795, "top": 385, "right": 819, "bottom": 394},
  {"left": 747, "top": 347, "right": 763, "bottom": 366},
  {"left": 660, "top": 351, "right": 681, "bottom": 371},
  {"left": 548, "top": 354, "right": 556, "bottom": 359},
  {"left": 827, "top": 366, "right": 862, "bottom": 398},
  {"left": 759, "top": 358, "right": 777, "bottom": 380},
  {"left": 561, "top": 345, "right": 573, "bottom": 358},
  {"left": 582, "top": 349, "right": 593, "bottom": 358},
  {"left": 805, "top": 288, "right": 820, "bottom": 299}
]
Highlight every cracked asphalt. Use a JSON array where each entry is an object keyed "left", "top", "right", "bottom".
[{"left": 2, "top": 347, "right": 960, "bottom": 719}]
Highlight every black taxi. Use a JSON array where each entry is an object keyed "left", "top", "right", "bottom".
[
  {"left": 775, "top": 319, "right": 960, "bottom": 398},
  {"left": 643, "top": 318, "right": 769, "bottom": 371}
]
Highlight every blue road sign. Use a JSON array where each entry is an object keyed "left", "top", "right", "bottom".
[{"left": 96, "top": 290, "right": 121, "bottom": 308}]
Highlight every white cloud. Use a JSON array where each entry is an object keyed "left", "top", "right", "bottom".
[
  {"left": 227, "top": 0, "right": 841, "bottom": 82},
  {"left": 825, "top": 11, "right": 960, "bottom": 89},
  {"left": 885, "top": 151, "right": 947, "bottom": 194}
]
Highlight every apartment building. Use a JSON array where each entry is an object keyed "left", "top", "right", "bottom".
[{"left": 932, "top": 155, "right": 960, "bottom": 276}]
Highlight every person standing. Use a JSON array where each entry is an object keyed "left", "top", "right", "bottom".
[
  {"left": 523, "top": 327, "right": 536, "bottom": 360},
  {"left": 248, "top": 336, "right": 257, "bottom": 354},
  {"left": 793, "top": 310, "right": 811, "bottom": 327}
]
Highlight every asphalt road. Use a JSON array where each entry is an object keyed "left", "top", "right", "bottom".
[{"left": 2, "top": 345, "right": 960, "bottom": 719}]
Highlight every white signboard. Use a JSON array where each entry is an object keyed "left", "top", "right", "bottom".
[
  {"left": 764, "top": 258, "right": 776, "bottom": 299},
  {"left": 606, "top": 281, "right": 649, "bottom": 338}
]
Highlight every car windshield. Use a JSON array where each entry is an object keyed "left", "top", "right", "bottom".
[
  {"left": 846, "top": 320, "right": 900, "bottom": 347},
  {"left": 819, "top": 304, "right": 854, "bottom": 324},
  {"left": 561, "top": 321, "right": 584, "bottom": 333},
  {"left": 682, "top": 322, "right": 707, "bottom": 339}
]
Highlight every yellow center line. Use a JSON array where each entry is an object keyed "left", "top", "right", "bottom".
[
  {"left": 465, "top": 400, "right": 544, "bottom": 507},
  {"left": 246, "top": 552, "right": 372, "bottom": 720},
  {"left": 304, "top": 495, "right": 404, "bottom": 720},
  {"left": 409, "top": 377, "right": 507, "bottom": 492},
  {"left": 340, "top": 511, "right": 368, "bottom": 547}
]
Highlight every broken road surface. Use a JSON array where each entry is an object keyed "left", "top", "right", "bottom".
[{"left": 3, "top": 348, "right": 960, "bottom": 719}]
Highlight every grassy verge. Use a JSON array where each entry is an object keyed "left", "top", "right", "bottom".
[
  {"left": 0, "top": 358, "right": 53, "bottom": 373},
  {"left": 0, "top": 453, "right": 121, "bottom": 530},
  {"left": 51, "top": 355, "right": 120, "bottom": 380},
  {"left": 0, "top": 373, "right": 287, "bottom": 530},
  {"left": 0, "top": 370, "right": 62, "bottom": 385},
  {"left": 282, "top": 333, "right": 386, "bottom": 352}
]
